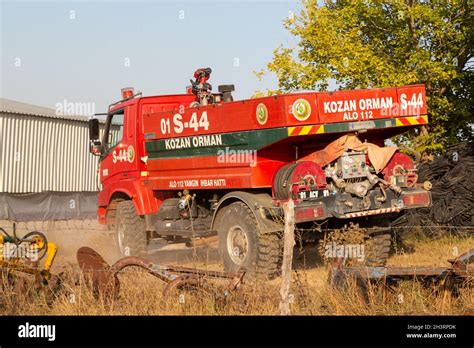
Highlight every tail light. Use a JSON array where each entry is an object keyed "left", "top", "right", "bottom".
[
  {"left": 402, "top": 192, "right": 430, "bottom": 207},
  {"left": 295, "top": 204, "right": 326, "bottom": 222}
]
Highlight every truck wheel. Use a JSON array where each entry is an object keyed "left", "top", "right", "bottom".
[
  {"left": 319, "top": 223, "right": 391, "bottom": 267},
  {"left": 364, "top": 233, "right": 391, "bottom": 266},
  {"left": 216, "top": 202, "right": 281, "bottom": 278},
  {"left": 115, "top": 200, "right": 147, "bottom": 257}
]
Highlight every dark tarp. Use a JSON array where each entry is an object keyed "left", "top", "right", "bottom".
[{"left": 0, "top": 192, "right": 98, "bottom": 221}]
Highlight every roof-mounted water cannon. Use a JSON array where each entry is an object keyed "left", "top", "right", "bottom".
[
  {"left": 192, "top": 68, "right": 212, "bottom": 92},
  {"left": 189, "top": 68, "right": 235, "bottom": 106},
  {"left": 190, "top": 68, "right": 213, "bottom": 106}
]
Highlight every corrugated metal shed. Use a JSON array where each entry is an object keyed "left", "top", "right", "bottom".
[
  {"left": 0, "top": 98, "right": 91, "bottom": 122},
  {"left": 0, "top": 98, "right": 105, "bottom": 193}
]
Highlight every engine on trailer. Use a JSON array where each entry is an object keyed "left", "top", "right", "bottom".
[
  {"left": 324, "top": 148, "right": 431, "bottom": 216},
  {"left": 271, "top": 144, "right": 431, "bottom": 224},
  {"left": 324, "top": 150, "right": 401, "bottom": 199},
  {"left": 324, "top": 149, "right": 423, "bottom": 199}
]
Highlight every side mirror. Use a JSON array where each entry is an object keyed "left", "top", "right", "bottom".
[
  {"left": 89, "top": 142, "right": 102, "bottom": 156},
  {"left": 88, "top": 119, "right": 101, "bottom": 156},
  {"left": 88, "top": 118, "right": 100, "bottom": 141}
]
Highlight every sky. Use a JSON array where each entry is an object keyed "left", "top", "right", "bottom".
[{"left": 1, "top": 0, "right": 302, "bottom": 113}]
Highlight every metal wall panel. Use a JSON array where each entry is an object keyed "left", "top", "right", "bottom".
[{"left": 0, "top": 113, "right": 108, "bottom": 193}]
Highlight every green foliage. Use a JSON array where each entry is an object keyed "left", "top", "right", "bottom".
[
  {"left": 266, "top": 0, "right": 473, "bottom": 153},
  {"left": 251, "top": 70, "right": 281, "bottom": 98}
]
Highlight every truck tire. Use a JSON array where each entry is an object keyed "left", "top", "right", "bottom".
[
  {"left": 364, "top": 233, "right": 391, "bottom": 266},
  {"left": 115, "top": 200, "right": 147, "bottom": 257},
  {"left": 216, "top": 201, "right": 281, "bottom": 278},
  {"left": 319, "top": 223, "right": 391, "bottom": 267}
]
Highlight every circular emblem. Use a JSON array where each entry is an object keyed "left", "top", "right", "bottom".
[
  {"left": 127, "top": 145, "right": 135, "bottom": 163},
  {"left": 256, "top": 103, "right": 268, "bottom": 125},
  {"left": 292, "top": 99, "right": 311, "bottom": 121}
]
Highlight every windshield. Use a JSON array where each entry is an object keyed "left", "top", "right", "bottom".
[{"left": 105, "top": 110, "right": 124, "bottom": 150}]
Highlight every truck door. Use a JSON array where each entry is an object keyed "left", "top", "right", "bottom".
[{"left": 100, "top": 105, "right": 139, "bottom": 185}]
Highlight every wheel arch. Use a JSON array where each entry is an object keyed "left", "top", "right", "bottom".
[
  {"left": 106, "top": 190, "right": 137, "bottom": 227},
  {"left": 211, "top": 191, "right": 281, "bottom": 233}
]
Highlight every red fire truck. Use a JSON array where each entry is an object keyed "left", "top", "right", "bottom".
[{"left": 88, "top": 68, "right": 431, "bottom": 277}]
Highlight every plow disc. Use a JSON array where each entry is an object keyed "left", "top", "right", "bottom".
[{"left": 76, "top": 247, "right": 120, "bottom": 297}]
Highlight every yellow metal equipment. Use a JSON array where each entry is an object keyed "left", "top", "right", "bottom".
[{"left": 0, "top": 223, "right": 57, "bottom": 285}]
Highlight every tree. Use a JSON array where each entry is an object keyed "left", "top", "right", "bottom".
[{"left": 265, "top": 0, "right": 473, "bottom": 153}]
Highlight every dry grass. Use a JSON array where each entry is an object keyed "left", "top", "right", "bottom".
[{"left": 0, "top": 234, "right": 472, "bottom": 316}]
